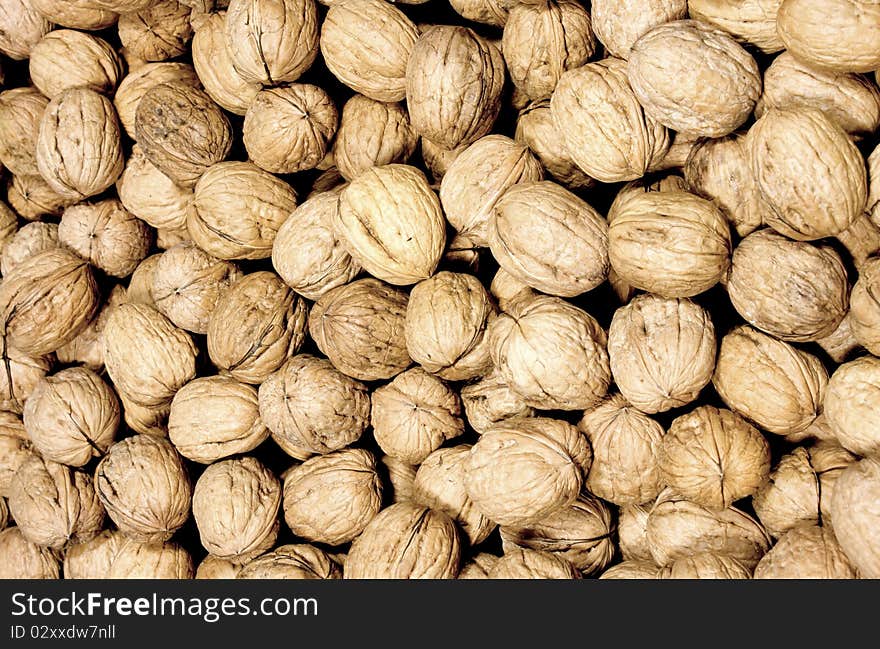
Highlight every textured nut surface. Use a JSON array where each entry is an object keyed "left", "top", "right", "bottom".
[
  {"left": 515, "top": 99, "right": 593, "bottom": 189},
  {"left": 114, "top": 63, "right": 200, "bottom": 139},
  {"left": 688, "top": 0, "right": 783, "bottom": 53},
  {"left": 658, "top": 552, "right": 752, "bottom": 579},
  {"left": 1, "top": 221, "right": 59, "bottom": 277},
  {"left": 449, "top": 0, "right": 507, "bottom": 26},
  {"left": 63, "top": 530, "right": 125, "bottom": 579},
  {"left": 29, "top": 30, "right": 123, "bottom": 99},
  {"left": 192, "top": 12, "right": 259, "bottom": 115},
  {"left": 237, "top": 544, "right": 340, "bottom": 579},
  {"left": 618, "top": 503, "right": 653, "bottom": 563},
  {"left": 0, "top": 528, "right": 59, "bottom": 579},
  {"left": 196, "top": 555, "right": 241, "bottom": 579},
  {"left": 460, "top": 369, "right": 535, "bottom": 435},
  {"left": 53, "top": 284, "right": 125, "bottom": 372},
  {"left": 108, "top": 539, "right": 194, "bottom": 579},
  {"left": 599, "top": 560, "right": 659, "bottom": 580},
  {"left": 753, "top": 524, "right": 856, "bottom": 579},
  {"left": 830, "top": 458, "right": 880, "bottom": 578},
  {"left": 117, "top": 145, "right": 192, "bottom": 232},
  {"left": 850, "top": 257, "right": 880, "bottom": 355},
  {"left": 824, "top": 356, "right": 880, "bottom": 458},
  {"left": 6, "top": 174, "right": 76, "bottom": 221},
  {"left": 118, "top": 0, "right": 193, "bottom": 62},
  {"left": 0, "top": 348, "right": 52, "bottom": 418},
  {"left": 29, "top": 0, "right": 116, "bottom": 31},
  {"left": 0, "top": 413, "right": 33, "bottom": 495},
  {"left": 380, "top": 454, "right": 417, "bottom": 504},
  {"left": 458, "top": 552, "right": 499, "bottom": 579},
  {"left": 0, "top": 0, "right": 52, "bottom": 60},
  {"left": 489, "top": 548, "right": 579, "bottom": 579},
  {"left": 591, "top": 0, "right": 687, "bottom": 59}
]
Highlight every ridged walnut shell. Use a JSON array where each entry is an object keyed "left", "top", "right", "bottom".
[
  {"left": 0, "top": 0, "right": 52, "bottom": 60},
  {"left": 0, "top": 413, "right": 32, "bottom": 496},
  {"left": 117, "top": 145, "right": 192, "bottom": 232},
  {"left": 30, "top": 0, "right": 116, "bottom": 31},
  {"left": 830, "top": 458, "right": 880, "bottom": 578},
  {"left": 449, "top": 0, "right": 507, "bottom": 26},
  {"left": 107, "top": 539, "right": 194, "bottom": 579},
  {"left": 63, "top": 530, "right": 125, "bottom": 579},
  {"left": 460, "top": 368, "right": 535, "bottom": 435},
  {"left": 118, "top": 0, "right": 193, "bottom": 63},
  {"left": 458, "top": 553, "right": 499, "bottom": 579},
  {"left": 489, "top": 548, "right": 579, "bottom": 579},
  {"left": 688, "top": 0, "right": 784, "bottom": 53},
  {"left": 380, "top": 454, "right": 417, "bottom": 504},
  {"left": 618, "top": 503, "right": 653, "bottom": 563},
  {"left": 0, "top": 88, "right": 48, "bottom": 177},
  {"left": 6, "top": 174, "right": 75, "bottom": 222},
  {"left": 1, "top": 221, "right": 59, "bottom": 277},
  {"left": 753, "top": 524, "right": 857, "bottom": 579},
  {"left": 658, "top": 552, "right": 752, "bottom": 579},
  {"left": 0, "top": 528, "right": 59, "bottom": 578},
  {"left": 849, "top": 257, "right": 880, "bottom": 355},
  {"left": 192, "top": 12, "right": 259, "bottom": 115},
  {"left": 599, "top": 560, "right": 659, "bottom": 580},
  {"left": 824, "top": 356, "right": 880, "bottom": 458},
  {"left": 113, "top": 63, "right": 200, "bottom": 139},
  {"left": 237, "top": 544, "right": 339, "bottom": 579},
  {"left": 515, "top": 99, "right": 594, "bottom": 189},
  {"left": 196, "top": 555, "right": 241, "bottom": 579},
  {"left": 29, "top": 30, "right": 123, "bottom": 99},
  {"left": 590, "top": 0, "right": 687, "bottom": 59},
  {"left": 52, "top": 281, "right": 126, "bottom": 371}
]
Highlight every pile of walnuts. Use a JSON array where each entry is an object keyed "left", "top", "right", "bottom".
[{"left": 1, "top": 0, "right": 880, "bottom": 581}]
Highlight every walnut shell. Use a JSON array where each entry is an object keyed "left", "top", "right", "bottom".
[
  {"left": 753, "top": 524, "right": 857, "bottom": 579},
  {"left": 458, "top": 552, "right": 499, "bottom": 579},
  {"left": 590, "top": 0, "right": 687, "bottom": 59},
  {"left": 688, "top": 0, "right": 784, "bottom": 53},
  {"left": 192, "top": 12, "right": 259, "bottom": 115},
  {"left": 830, "top": 458, "right": 880, "bottom": 578},
  {"left": 119, "top": 392, "right": 172, "bottom": 437},
  {"left": 192, "top": 456, "right": 280, "bottom": 563},
  {"left": 107, "top": 538, "right": 194, "bottom": 579},
  {"left": 282, "top": 448, "right": 382, "bottom": 546},
  {"left": 405, "top": 25, "right": 505, "bottom": 149},
  {"left": 243, "top": 85, "right": 338, "bottom": 174},
  {"left": 515, "top": 99, "right": 594, "bottom": 189},
  {"left": 117, "top": 145, "right": 192, "bottom": 232},
  {"left": 36, "top": 87, "right": 124, "bottom": 200},
  {"left": 196, "top": 555, "right": 241, "bottom": 579},
  {"left": 836, "top": 212, "right": 880, "bottom": 272},
  {"left": 727, "top": 229, "right": 849, "bottom": 342},
  {"left": 345, "top": 502, "right": 461, "bottom": 579},
  {"left": 0, "top": 0, "right": 52, "bottom": 60},
  {"left": 713, "top": 325, "right": 828, "bottom": 436},
  {"left": 114, "top": 62, "right": 201, "bottom": 140},
  {"left": 658, "top": 552, "right": 752, "bottom": 579},
  {"left": 63, "top": 529, "right": 125, "bottom": 579},
  {"left": 824, "top": 356, "right": 880, "bottom": 458},
  {"left": 489, "top": 294, "right": 610, "bottom": 411},
  {"left": 258, "top": 354, "right": 370, "bottom": 456},
  {"left": 54, "top": 285, "right": 126, "bottom": 373},
  {"left": 236, "top": 545, "right": 339, "bottom": 580},
  {"left": 464, "top": 416, "right": 591, "bottom": 527},
  {"left": 0, "top": 347, "right": 52, "bottom": 416},
  {"left": 0, "top": 202, "right": 17, "bottom": 253},
  {"left": 6, "top": 174, "right": 75, "bottom": 221},
  {"left": 608, "top": 294, "right": 716, "bottom": 414},
  {"left": 1, "top": 221, "right": 59, "bottom": 277},
  {"left": 30, "top": 0, "right": 117, "bottom": 31},
  {"left": 449, "top": 0, "right": 507, "bottom": 26},
  {"left": 127, "top": 253, "right": 160, "bottom": 308},
  {"left": 421, "top": 139, "right": 467, "bottom": 184},
  {"left": 599, "top": 560, "right": 660, "bottom": 579},
  {"left": 380, "top": 454, "right": 417, "bottom": 504},
  {"left": 489, "top": 548, "right": 579, "bottom": 579},
  {"left": 0, "top": 413, "right": 32, "bottom": 495},
  {"left": 0, "top": 527, "right": 59, "bottom": 578},
  {"left": 95, "top": 435, "right": 192, "bottom": 543},
  {"left": 460, "top": 368, "right": 535, "bottom": 435},
  {"left": 489, "top": 267, "right": 536, "bottom": 312},
  {"left": 870, "top": 142, "right": 880, "bottom": 227},
  {"left": 550, "top": 58, "right": 670, "bottom": 183},
  {"left": 618, "top": 503, "right": 653, "bottom": 563},
  {"left": 23, "top": 367, "right": 119, "bottom": 467},
  {"left": 29, "top": 30, "right": 123, "bottom": 100},
  {"left": 850, "top": 257, "right": 880, "bottom": 355},
  {"left": 308, "top": 278, "right": 411, "bottom": 381},
  {"left": 119, "top": 0, "right": 193, "bottom": 62},
  {"left": 0, "top": 247, "right": 100, "bottom": 356},
  {"left": 135, "top": 81, "right": 232, "bottom": 188},
  {"left": 405, "top": 271, "right": 495, "bottom": 381},
  {"left": 334, "top": 164, "right": 445, "bottom": 285}
]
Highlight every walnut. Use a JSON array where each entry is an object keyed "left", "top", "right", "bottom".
[
  {"left": 308, "top": 278, "right": 411, "bottom": 381},
  {"left": 6, "top": 174, "right": 75, "bottom": 221},
  {"left": 380, "top": 454, "right": 417, "bottom": 504},
  {"left": 243, "top": 85, "right": 338, "bottom": 174},
  {"left": 0, "top": 413, "right": 32, "bottom": 496},
  {"left": 196, "top": 555, "right": 241, "bottom": 579},
  {"left": 590, "top": 0, "right": 687, "bottom": 59},
  {"left": 489, "top": 267, "right": 536, "bottom": 312},
  {"left": 0, "top": 346, "right": 51, "bottom": 416},
  {"left": 713, "top": 325, "right": 828, "bottom": 436},
  {"left": 727, "top": 229, "right": 849, "bottom": 342},
  {"left": 0, "top": 528, "right": 59, "bottom": 579},
  {"left": 29, "top": 0, "right": 116, "bottom": 31},
  {"left": 458, "top": 553, "right": 499, "bottom": 579},
  {"left": 753, "top": 524, "right": 857, "bottom": 579},
  {"left": 89, "top": 0, "right": 154, "bottom": 10},
  {"left": 449, "top": 0, "right": 507, "bottom": 26},
  {"left": 460, "top": 368, "right": 535, "bottom": 434},
  {"left": 258, "top": 355, "right": 370, "bottom": 456},
  {"left": 23, "top": 367, "right": 119, "bottom": 467},
  {"left": 126, "top": 254, "right": 161, "bottom": 308},
  {"left": 824, "top": 356, "right": 880, "bottom": 458},
  {"left": 192, "top": 456, "right": 280, "bottom": 563},
  {"left": 599, "top": 560, "right": 659, "bottom": 579},
  {"left": 464, "top": 416, "right": 591, "bottom": 527},
  {"left": 237, "top": 544, "right": 340, "bottom": 579},
  {"left": 107, "top": 538, "right": 194, "bottom": 579},
  {"left": 192, "top": 12, "right": 259, "bottom": 115},
  {"left": 688, "top": 0, "right": 784, "bottom": 53},
  {"left": 836, "top": 212, "right": 880, "bottom": 272},
  {"left": 420, "top": 139, "right": 467, "bottom": 184},
  {"left": 850, "top": 257, "right": 880, "bottom": 355},
  {"left": 658, "top": 552, "right": 752, "bottom": 579},
  {"left": 119, "top": 392, "right": 172, "bottom": 437},
  {"left": 168, "top": 376, "right": 269, "bottom": 463},
  {"left": 345, "top": 502, "right": 461, "bottom": 579},
  {"left": 9, "top": 454, "right": 104, "bottom": 548},
  {"left": 63, "top": 530, "right": 125, "bottom": 579},
  {"left": 29, "top": 30, "right": 123, "bottom": 99},
  {"left": 829, "top": 458, "right": 880, "bottom": 578},
  {"left": 1, "top": 221, "right": 59, "bottom": 276},
  {"left": 371, "top": 368, "right": 464, "bottom": 465},
  {"left": 0, "top": 0, "right": 52, "bottom": 60},
  {"left": 515, "top": 100, "right": 594, "bottom": 190},
  {"left": 117, "top": 146, "right": 192, "bottom": 232},
  {"left": 550, "top": 58, "right": 670, "bottom": 183},
  {"left": 618, "top": 503, "right": 653, "bottom": 563},
  {"left": 489, "top": 548, "right": 579, "bottom": 579},
  {"left": 95, "top": 435, "right": 192, "bottom": 543},
  {"left": 118, "top": 0, "right": 193, "bottom": 62},
  {"left": 114, "top": 63, "right": 201, "bottom": 140},
  {"left": 406, "top": 26, "right": 505, "bottom": 149},
  {"left": 334, "top": 164, "right": 445, "bottom": 285},
  {"left": 282, "top": 448, "right": 382, "bottom": 546}
]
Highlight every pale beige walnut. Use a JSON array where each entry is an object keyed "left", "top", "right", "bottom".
[
  {"left": 0, "top": 248, "right": 100, "bottom": 356},
  {"left": 458, "top": 553, "right": 499, "bottom": 579},
  {"left": 381, "top": 454, "right": 417, "bottom": 504},
  {"left": 748, "top": 109, "right": 866, "bottom": 241},
  {"left": 650, "top": 131, "right": 703, "bottom": 172},
  {"left": 126, "top": 254, "right": 160, "bottom": 307},
  {"left": 599, "top": 560, "right": 659, "bottom": 579},
  {"left": 196, "top": 555, "right": 241, "bottom": 579},
  {"left": 118, "top": 1, "right": 193, "bottom": 62},
  {"left": 0, "top": 201, "right": 17, "bottom": 255},
  {"left": 658, "top": 552, "right": 752, "bottom": 579},
  {"left": 646, "top": 491, "right": 772, "bottom": 569},
  {"left": 0, "top": 0, "right": 52, "bottom": 60},
  {"left": 753, "top": 442, "right": 857, "bottom": 538},
  {"left": 421, "top": 139, "right": 466, "bottom": 184},
  {"left": 334, "top": 164, "right": 445, "bottom": 286},
  {"left": 0, "top": 413, "right": 31, "bottom": 496},
  {"left": 460, "top": 369, "right": 534, "bottom": 435},
  {"left": 189, "top": 161, "right": 298, "bottom": 260},
  {"left": 120, "top": 393, "right": 172, "bottom": 437},
  {"left": 515, "top": 100, "right": 594, "bottom": 189},
  {"left": 777, "top": 0, "right": 880, "bottom": 73},
  {"left": 108, "top": 538, "right": 194, "bottom": 579},
  {"left": 95, "top": 435, "right": 192, "bottom": 543},
  {"left": 59, "top": 199, "right": 153, "bottom": 278},
  {"left": 135, "top": 81, "right": 232, "bottom": 188},
  {"left": 500, "top": 493, "right": 614, "bottom": 576},
  {"left": 224, "top": 0, "right": 318, "bottom": 85},
  {"left": 36, "top": 88, "right": 124, "bottom": 201},
  {"left": 29, "top": 30, "right": 123, "bottom": 99},
  {"left": 192, "top": 12, "right": 259, "bottom": 115},
  {"left": 371, "top": 368, "right": 464, "bottom": 465},
  {"left": 89, "top": 0, "right": 153, "bottom": 10},
  {"left": 6, "top": 174, "right": 75, "bottom": 221},
  {"left": 618, "top": 503, "right": 653, "bottom": 563},
  {"left": 449, "top": 0, "right": 507, "bottom": 26},
  {"left": 660, "top": 406, "right": 770, "bottom": 509},
  {"left": 405, "top": 272, "right": 494, "bottom": 381},
  {"left": 320, "top": 0, "right": 418, "bottom": 102},
  {"left": 308, "top": 278, "right": 411, "bottom": 381},
  {"left": 114, "top": 63, "right": 200, "bottom": 139},
  {"left": 490, "top": 267, "right": 536, "bottom": 312},
  {"left": 0, "top": 347, "right": 51, "bottom": 417},
  {"left": 117, "top": 146, "right": 192, "bottom": 232},
  {"left": 441, "top": 232, "right": 481, "bottom": 274},
  {"left": 237, "top": 544, "right": 340, "bottom": 579},
  {"left": 727, "top": 229, "right": 849, "bottom": 342},
  {"left": 713, "top": 325, "right": 828, "bottom": 436},
  {"left": 207, "top": 272, "right": 307, "bottom": 384},
  {"left": 830, "top": 458, "right": 880, "bottom": 578},
  {"left": 9, "top": 454, "right": 104, "bottom": 549},
  {"left": 753, "top": 524, "right": 856, "bottom": 579},
  {"left": 271, "top": 188, "right": 360, "bottom": 301},
  {"left": 151, "top": 242, "right": 242, "bottom": 334},
  {"left": 591, "top": 0, "right": 687, "bottom": 59},
  {"left": 870, "top": 142, "right": 880, "bottom": 228},
  {"left": 193, "top": 456, "right": 280, "bottom": 563},
  {"left": 688, "top": 0, "right": 784, "bottom": 53},
  {"left": 578, "top": 394, "right": 664, "bottom": 506},
  {"left": 168, "top": 376, "right": 268, "bottom": 463},
  {"left": 824, "top": 356, "right": 880, "bottom": 458},
  {"left": 413, "top": 445, "right": 495, "bottom": 545},
  {"left": 785, "top": 413, "right": 839, "bottom": 445},
  {"left": 345, "top": 502, "right": 461, "bottom": 579},
  {"left": 489, "top": 295, "right": 610, "bottom": 411},
  {"left": 0, "top": 528, "right": 59, "bottom": 579},
  {"left": 757, "top": 52, "right": 880, "bottom": 138},
  {"left": 63, "top": 530, "right": 125, "bottom": 579},
  {"left": 334, "top": 96, "right": 418, "bottom": 181},
  {"left": 464, "top": 416, "right": 591, "bottom": 527},
  {"left": 23, "top": 367, "right": 119, "bottom": 467},
  {"left": 836, "top": 213, "right": 880, "bottom": 272},
  {"left": 489, "top": 548, "right": 579, "bottom": 579},
  {"left": 102, "top": 303, "right": 198, "bottom": 407},
  {"left": 850, "top": 257, "right": 880, "bottom": 355},
  {"left": 501, "top": 0, "right": 595, "bottom": 101},
  {"left": 628, "top": 20, "right": 761, "bottom": 137},
  {"left": 550, "top": 58, "right": 670, "bottom": 183},
  {"left": 243, "top": 85, "right": 337, "bottom": 174},
  {"left": 684, "top": 133, "right": 766, "bottom": 237},
  {"left": 283, "top": 448, "right": 382, "bottom": 546},
  {"left": 439, "top": 135, "right": 544, "bottom": 246},
  {"left": 53, "top": 282, "right": 125, "bottom": 371},
  {"left": 608, "top": 294, "right": 716, "bottom": 414},
  {"left": 1, "top": 221, "right": 59, "bottom": 277},
  {"left": 30, "top": 0, "right": 116, "bottom": 30},
  {"left": 406, "top": 26, "right": 505, "bottom": 149},
  {"left": 258, "top": 355, "right": 370, "bottom": 456}
]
